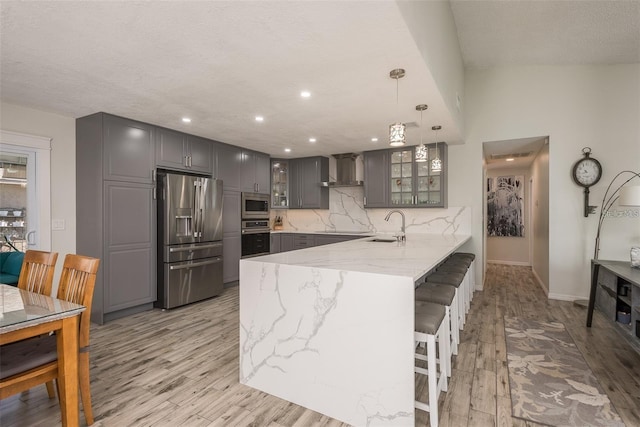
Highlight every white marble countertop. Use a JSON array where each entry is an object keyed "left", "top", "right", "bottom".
[
  {"left": 270, "top": 229, "right": 373, "bottom": 235},
  {"left": 246, "top": 233, "right": 471, "bottom": 281}
]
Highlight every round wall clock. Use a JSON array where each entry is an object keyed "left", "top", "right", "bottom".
[{"left": 572, "top": 147, "right": 602, "bottom": 217}]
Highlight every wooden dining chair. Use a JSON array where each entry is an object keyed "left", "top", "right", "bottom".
[
  {"left": 0, "top": 254, "right": 100, "bottom": 425},
  {"left": 17, "top": 249, "right": 59, "bottom": 295}
]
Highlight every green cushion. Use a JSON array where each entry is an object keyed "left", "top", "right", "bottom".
[
  {"left": 3, "top": 252, "right": 24, "bottom": 276},
  {"left": 0, "top": 273, "right": 20, "bottom": 286}
]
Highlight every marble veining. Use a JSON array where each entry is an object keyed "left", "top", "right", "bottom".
[
  {"left": 271, "top": 186, "right": 471, "bottom": 235},
  {"left": 239, "top": 233, "right": 471, "bottom": 425}
]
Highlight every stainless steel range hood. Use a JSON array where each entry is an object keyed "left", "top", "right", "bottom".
[{"left": 322, "top": 153, "right": 363, "bottom": 187}]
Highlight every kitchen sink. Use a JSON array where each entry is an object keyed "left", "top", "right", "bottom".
[{"left": 368, "top": 238, "right": 397, "bottom": 243}]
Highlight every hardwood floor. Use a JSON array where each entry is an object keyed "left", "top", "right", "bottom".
[{"left": 2, "top": 263, "right": 639, "bottom": 426}]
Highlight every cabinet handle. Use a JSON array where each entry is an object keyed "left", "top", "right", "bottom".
[
  {"left": 153, "top": 187, "right": 156, "bottom": 200},
  {"left": 364, "top": 196, "right": 367, "bottom": 206},
  {"left": 152, "top": 169, "right": 156, "bottom": 182},
  {"left": 188, "top": 156, "right": 193, "bottom": 167}
]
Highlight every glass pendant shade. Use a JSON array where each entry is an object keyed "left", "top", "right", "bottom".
[
  {"left": 431, "top": 125, "right": 442, "bottom": 172},
  {"left": 389, "top": 122, "right": 406, "bottom": 146},
  {"left": 431, "top": 157, "right": 442, "bottom": 172},
  {"left": 415, "top": 144, "right": 427, "bottom": 162}
]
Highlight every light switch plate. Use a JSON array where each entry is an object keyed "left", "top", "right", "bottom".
[{"left": 52, "top": 219, "right": 65, "bottom": 230}]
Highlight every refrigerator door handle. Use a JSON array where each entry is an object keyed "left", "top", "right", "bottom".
[
  {"left": 169, "top": 257, "right": 222, "bottom": 270},
  {"left": 169, "top": 242, "right": 223, "bottom": 252},
  {"left": 193, "top": 179, "right": 200, "bottom": 238}
]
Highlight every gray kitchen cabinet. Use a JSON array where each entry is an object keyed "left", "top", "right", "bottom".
[
  {"left": 271, "top": 159, "right": 289, "bottom": 208},
  {"left": 363, "top": 144, "right": 447, "bottom": 208},
  {"left": 103, "top": 114, "right": 155, "bottom": 184},
  {"left": 76, "top": 112, "right": 157, "bottom": 324},
  {"left": 216, "top": 143, "right": 242, "bottom": 192},
  {"left": 288, "top": 157, "right": 329, "bottom": 209},
  {"left": 156, "top": 127, "right": 213, "bottom": 174},
  {"left": 293, "top": 233, "right": 316, "bottom": 250},
  {"left": 223, "top": 235, "right": 241, "bottom": 283},
  {"left": 241, "top": 150, "right": 270, "bottom": 194},
  {"left": 280, "top": 233, "right": 295, "bottom": 252},
  {"left": 271, "top": 233, "right": 281, "bottom": 253},
  {"left": 223, "top": 191, "right": 241, "bottom": 236},
  {"left": 222, "top": 191, "right": 241, "bottom": 283},
  {"left": 103, "top": 181, "right": 156, "bottom": 315},
  {"left": 363, "top": 150, "right": 389, "bottom": 208}
]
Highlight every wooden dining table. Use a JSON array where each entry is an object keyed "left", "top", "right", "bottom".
[{"left": 0, "top": 284, "right": 85, "bottom": 427}]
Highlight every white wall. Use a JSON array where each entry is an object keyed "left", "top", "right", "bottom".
[
  {"left": 396, "top": 0, "right": 465, "bottom": 137},
  {"left": 486, "top": 167, "right": 530, "bottom": 265},
  {"left": 452, "top": 64, "right": 640, "bottom": 300},
  {"left": 530, "top": 143, "right": 550, "bottom": 293},
  {"left": 0, "top": 102, "right": 76, "bottom": 292}
]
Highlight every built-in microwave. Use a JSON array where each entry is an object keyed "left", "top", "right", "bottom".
[{"left": 241, "top": 192, "right": 270, "bottom": 220}]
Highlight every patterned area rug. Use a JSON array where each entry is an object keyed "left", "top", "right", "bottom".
[{"left": 504, "top": 317, "right": 625, "bottom": 427}]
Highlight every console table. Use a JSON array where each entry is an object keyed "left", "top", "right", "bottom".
[{"left": 587, "top": 260, "right": 640, "bottom": 341}]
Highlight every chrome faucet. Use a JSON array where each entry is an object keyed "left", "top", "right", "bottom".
[{"left": 384, "top": 210, "right": 406, "bottom": 242}]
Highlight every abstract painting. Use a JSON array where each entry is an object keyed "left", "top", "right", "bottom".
[{"left": 487, "top": 175, "right": 524, "bottom": 237}]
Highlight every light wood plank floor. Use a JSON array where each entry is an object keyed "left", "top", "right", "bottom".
[{"left": 2, "top": 264, "right": 639, "bottom": 426}]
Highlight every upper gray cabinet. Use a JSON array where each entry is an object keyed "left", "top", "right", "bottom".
[
  {"left": 156, "top": 127, "right": 213, "bottom": 174},
  {"left": 363, "top": 149, "right": 389, "bottom": 208},
  {"left": 285, "top": 156, "right": 329, "bottom": 209},
  {"left": 241, "top": 150, "right": 270, "bottom": 194},
  {"left": 103, "top": 114, "right": 155, "bottom": 184},
  {"left": 215, "top": 143, "right": 242, "bottom": 191},
  {"left": 363, "top": 144, "right": 447, "bottom": 208}
]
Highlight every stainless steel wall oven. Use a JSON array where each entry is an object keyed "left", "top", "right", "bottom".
[{"left": 241, "top": 219, "right": 270, "bottom": 258}]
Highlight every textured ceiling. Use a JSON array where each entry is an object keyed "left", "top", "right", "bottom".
[
  {"left": 0, "top": 1, "right": 456, "bottom": 158},
  {"left": 1, "top": 1, "right": 638, "bottom": 160},
  {"left": 451, "top": 0, "right": 640, "bottom": 68}
]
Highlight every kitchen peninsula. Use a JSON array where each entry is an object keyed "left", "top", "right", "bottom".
[{"left": 239, "top": 232, "right": 471, "bottom": 426}]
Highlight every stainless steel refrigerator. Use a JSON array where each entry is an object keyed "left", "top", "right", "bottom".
[{"left": 156, "top": 171, "right": 223, "bottom": 309}]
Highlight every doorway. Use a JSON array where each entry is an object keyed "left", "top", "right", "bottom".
[
  {"left": 482, "top": 136, "right": 549, "bottom": 292},
  {"left": 0, "top": 130, "right": 52, "bottom": 251}
]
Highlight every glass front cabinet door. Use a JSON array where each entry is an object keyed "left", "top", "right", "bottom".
[
  {"left": 389, "top": 143, "right": 446, "bottom": 207},
  {"left": 271, "top": 159, "right": 288, "bottom": 208}
]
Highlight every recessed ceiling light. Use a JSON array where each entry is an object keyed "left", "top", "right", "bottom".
[
  {"left": 300, "top": 91, "right": 311, "bottom": 98},
  {"left": 255, "top": 116, "right": 264, "bottom": 122},
  {"left": 309, "top": 138, "right": 316, "bottom": 143},
  {"left": 371, "top": 137, "right": 378, "bottom": 142},
  {"left": 284, "top": 148, "right": 292, "bottom": 153},
  {"left": 506, "top": 158, "right": 515, "bottom": 162},
  {"left": 182, "top": 117, "right": 191, "bottom": 123}
]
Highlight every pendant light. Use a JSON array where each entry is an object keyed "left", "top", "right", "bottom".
[
  {"left": 431, "top": 125, "right": 442, "bottom": 172},
  {"left": 389, "top": 68, "right": 406, "bottom": 147},
  {"left": 414, "top": 104, "right": 428, "bottom": 162}
]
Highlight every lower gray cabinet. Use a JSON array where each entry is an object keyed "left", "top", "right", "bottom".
[
  {"left": 294, "top": 234, "right": 316, "bottom": 250},
  {"left": 281, "top": 234, "right": 295, "bottom": 252},
  {"left": 103, "top": 181, "right": 156, "bottom": 315},
  {"left": 223, "top": 236, "right": 241, "bottom": 283},
  {"left": 271, "top": 233, "right": 281, "bottom": 253}
]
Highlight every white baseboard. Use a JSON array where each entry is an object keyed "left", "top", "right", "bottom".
[
  {"left": 548, "top": 293, "right": 580, "bottom": 302},
  {"left": 487, "top": 260, "right": 530, "bottom": 266},
  {"left": 531, "top": 267, "right": 549, "bottom": 297}
]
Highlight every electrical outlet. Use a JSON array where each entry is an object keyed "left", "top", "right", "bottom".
[{"left": 52, "top": 219, "right": 65, "bottom": 230}]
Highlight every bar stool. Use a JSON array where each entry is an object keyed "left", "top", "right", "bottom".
[
  {"left": 415, "top": 282, "right": 459, "bottom": 360},
  {"left": 414, "top": 301, "right": 448, "bottom": 427},
  {"left": 450, "top": 252, "right": 476, "bottom": 293},
  {"left": 425, "top": 270, "right": 467, "bottom": 328},
  {"left": 439, "top": 260, "right": 474, "bottom": 306}
]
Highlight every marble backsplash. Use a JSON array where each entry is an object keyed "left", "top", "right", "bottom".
[{"left": 270, "top": 186, "right": 471, "bottom": 235}]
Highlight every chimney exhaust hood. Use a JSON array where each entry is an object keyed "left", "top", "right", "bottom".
[{"left": 322, "top": 153, "right": 364, "bottom": 187}]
